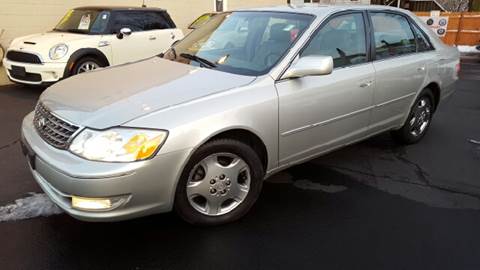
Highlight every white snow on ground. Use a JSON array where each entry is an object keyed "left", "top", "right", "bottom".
[
  {"left": 457, "top": 45, "right": 480, "bottom": 53},
  {"left": 0, "top": 193, "right": 63, "bottom": 222},
  {"left": 293, "top": 179, "right": 348, "bottom": 193}
]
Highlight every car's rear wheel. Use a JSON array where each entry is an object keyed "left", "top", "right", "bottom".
[
  {"left": 174, "top": 139, "right": 264, "bottom": 226},
  {"left": 391, "top": 89, "right": 435, "bottom": 144},
  {"left": 72, "top": 57, "right": 102, "bottom": 75}
]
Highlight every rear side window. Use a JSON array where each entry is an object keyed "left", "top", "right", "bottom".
[
  {"left": 301, "top": 13, "right": 367, "bottom": 68},
  {"left": 143, "top": 12, "right": 173, "bottom": 30},
  {"left": 411, "top": 23, "right": 434, "bottom": 52},
  {"left": 371, "top": 12, "right": 416, "bottom": 60}
]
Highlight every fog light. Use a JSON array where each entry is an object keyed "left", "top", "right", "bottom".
[{"left": 71, "top": 195, "right": 129, "bottom": 211}]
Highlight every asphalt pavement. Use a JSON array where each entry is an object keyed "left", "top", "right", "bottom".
[{"left": 0, "top": 60, "right": 479, "bottom": 270}]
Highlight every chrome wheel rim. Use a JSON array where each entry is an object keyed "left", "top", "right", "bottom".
[
  {"left": 186, "top": 153, "right": 251, "bottom": 216},
  {"left": 409, "top": 97, "right": 432, "bottom": 137},
  {"left": 76, "top": 61, "right": 99, "bottom": 74}
]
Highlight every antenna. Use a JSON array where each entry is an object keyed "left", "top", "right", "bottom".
[{"left": 142, "top": 0, "right": 146, "bottom": 7}]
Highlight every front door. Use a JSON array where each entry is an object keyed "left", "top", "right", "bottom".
[{"left": 276, "top": 12, "right": 375, "bottom": 166}]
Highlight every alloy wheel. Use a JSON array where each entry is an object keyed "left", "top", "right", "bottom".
[
  {"left": 186, "top": 153, "right": 251, "bottom": 216},
  {"left": 76, "top": 61, "right": 99, "bottom": 74},
  {"left": 409, "top": 97, "right": 432, "bottom": 137}
]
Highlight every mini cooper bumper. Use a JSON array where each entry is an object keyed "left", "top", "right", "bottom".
[
  {"left": 21, "top": 112, "right": 191, "bottom": 222},
  {"left": 3, "top": 57, "right": 66, "bottom": 85}
]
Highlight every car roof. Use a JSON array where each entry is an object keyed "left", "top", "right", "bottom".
[
  {"left": 74, "top": 6, "right": 166, "bottom": 12},
  {"left": 238, "top": 4, "right": 411, "bottom": 17}
]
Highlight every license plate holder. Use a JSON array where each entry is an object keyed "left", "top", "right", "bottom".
[{"left": 11, "top": 65, "right": 27, "bottom": 77}]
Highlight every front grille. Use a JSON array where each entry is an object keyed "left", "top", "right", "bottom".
[
  {"left": 33, "top": 103, "right": 80, "bottom": 149},
  {"left": 7, "top": 51, "right": 42, "bottom": 64}
]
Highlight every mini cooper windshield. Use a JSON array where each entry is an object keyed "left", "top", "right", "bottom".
[
  {"left": 53, "top": 9, "right": 111, "bottom": 34},
  {"left": 163, "top": 11, "right": 313, "bottom": 76}
]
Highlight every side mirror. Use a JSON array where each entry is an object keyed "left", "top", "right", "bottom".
[
  {"left": 117, "top": 27, "right": 132, "bottom": 39},
  {"left": 282, "top": 56, "right": 333, "bottom": 80}
]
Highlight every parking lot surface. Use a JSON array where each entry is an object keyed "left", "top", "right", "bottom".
[{"left": 0, "top": 60, "right": 479, "bottom": 270}]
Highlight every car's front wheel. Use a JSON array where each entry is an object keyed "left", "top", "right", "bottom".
[
  {"left": 72, "top": 57, "right": 103, "bottom": 75},
  {"left": 174, "top": 139, "right": 264, "bottom": 226},
  {"left": 392, "top": 88, "right": 435, "bottom": 144}
]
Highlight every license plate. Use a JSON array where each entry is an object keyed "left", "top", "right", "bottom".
[
  {"left": 21, "top": 138, "right": 36, "bottom": 170},
  {"left": 11, "top": 65, "right": 26, "bottom": 77}
]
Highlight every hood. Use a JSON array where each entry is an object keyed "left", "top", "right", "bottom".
[
  {"left": 40, "top": 58, "right": 256, "bottom": 129},
  {"left": 10, "top": 32, "right": 90, "bottom": 59},
  {"left": 15, "top": 32, "right": 87, "bottom": 45}
]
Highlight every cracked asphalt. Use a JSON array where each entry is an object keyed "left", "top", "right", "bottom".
[{"left": 0, "top": 60, "right": 479, "bottom": 270}]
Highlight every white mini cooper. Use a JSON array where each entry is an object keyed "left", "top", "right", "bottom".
[{"left": 2, "top": 6, "right": 183, "bottom": 85}]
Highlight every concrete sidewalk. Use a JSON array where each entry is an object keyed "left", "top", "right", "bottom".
[{"left": 0, "top": 66, "right": 11, "bottom": 86}]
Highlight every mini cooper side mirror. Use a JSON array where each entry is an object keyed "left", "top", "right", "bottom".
[
  {"left": 117, "top": 28, "right": 132, "bottom": 39},
  {"left": 282, "top": 55, "right": 333, "bottom": 80}
]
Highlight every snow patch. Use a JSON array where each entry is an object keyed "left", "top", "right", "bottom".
[
  {"left": 293, "top": 179, "right": 347, "bottom": 193},
  {"left": 0, "top": 193, "right": 63, "bottom": 222}
]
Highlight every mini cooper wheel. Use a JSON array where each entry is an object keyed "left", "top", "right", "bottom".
[
  {"left": 174, "top": 139, "right": 264, "bottom": 225},
  {"left": 72, "top": 57, "right": 102, "bottom": 75},
  {"left": 392, "top": 89, "right": 435, "bottom": 144}
]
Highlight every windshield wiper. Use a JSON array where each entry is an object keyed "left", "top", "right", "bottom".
[{"left": 180, "top": 53, "right": 217, "bottom": 68}]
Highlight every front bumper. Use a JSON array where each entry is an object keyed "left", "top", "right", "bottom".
[
  {"left": 21, "top": 112, "right": 192, "bottom": 222},
  {"left": 3, "top": 58, "right": 66, "bottom": 85}
]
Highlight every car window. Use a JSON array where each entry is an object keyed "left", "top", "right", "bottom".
[
  {"left": 189, "top": 13, "right": 217, "bottom": 29},
  {"left": 143, "top": 12, "right": 171, "bottom": 30},
  {"left": 371, "top": 12, "right": 416, "bottom": 60},
  {"left": 90, "top": 11, "right": 111, "bottom": 34},
  {"left": 112, "top": 11, "right": 145, "bottom": 33},
  {"left": 164, "top": 11, "right": 313, "bottom": 76},
  {"left": 54, "top": 9, "right": 105, "bottom": 34},
  {"left": 301, "top": 13, "right": 367, "bottom": 68},
  {"left": 411, "top": 23, "right": 433, "bottom": 52}
]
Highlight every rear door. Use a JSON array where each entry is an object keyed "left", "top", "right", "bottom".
[
  {"left": 368, "top": 11, "right": 428, "bottom": 132},
  {"left": 144, "top": 11, "right": 182, "bottom": 54},
  {"left": 276, "top": 11, "right": 375, "bottom": 165}
]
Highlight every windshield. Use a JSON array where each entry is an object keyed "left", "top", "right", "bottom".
[
  {"left": 163, "top": 11, "right": 313, "bottom": 76},
  {"left": 54, "top": 9, "right": 111, "bottom": 34}
]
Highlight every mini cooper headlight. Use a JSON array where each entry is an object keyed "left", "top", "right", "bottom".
[
  {"left": 69, "top": 128, "right": 168, "bottom": 162},
  {"left": 49, "top": 43, "right": 68, "bottom": 60}
]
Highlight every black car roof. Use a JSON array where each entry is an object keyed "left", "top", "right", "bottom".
[{"left": 74, "top": 6, "right": 167, "bottom": 12}]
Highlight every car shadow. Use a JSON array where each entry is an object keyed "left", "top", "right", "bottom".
[{"left": 0, "top": 84, "right": 46, "bottom": 100}]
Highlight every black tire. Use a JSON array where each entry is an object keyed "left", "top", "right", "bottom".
[
  {"left": 174, "top": 139, "right": 264, "bottom": 226},
  {"left": 391, "top": 88, "right": 435, "bottom": 144},
  {"left": 71, "top": 56, "right": 104, "bottom": 75}
]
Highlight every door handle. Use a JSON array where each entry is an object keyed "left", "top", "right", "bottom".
[
  {"left": 359, "top": 81, "right": 373, "bottom": 88},
  {"left": 417, "top": 66, "right": 426, "bottom": 71},
  {"left": 170, "top": 32, "right": 176, "bottom": 40},
  {"left": 149, "top": 36, "right": 157, "bottom": 40}
]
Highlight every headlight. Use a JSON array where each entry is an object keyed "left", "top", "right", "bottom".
[
  {"left": 69, "top": 128, "right": 168, "bottom": 162},
  {"left": 49, "top": 43, "right": 68, "bottom": 60}
]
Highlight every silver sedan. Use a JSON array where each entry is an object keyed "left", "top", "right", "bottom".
[{"left": 21, "top": 5, "right": 459, "bottom": 225}]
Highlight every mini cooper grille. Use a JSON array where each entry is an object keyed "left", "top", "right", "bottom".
[
  {"left": 7, "top": 51, "right": 42, "bottom": 64},
  {"left": 33, "top": 103, "right": 80, "bottom": 149}
]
